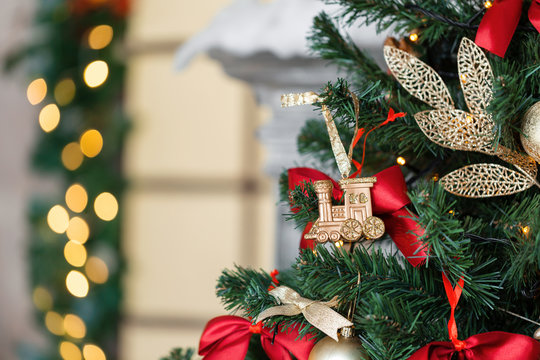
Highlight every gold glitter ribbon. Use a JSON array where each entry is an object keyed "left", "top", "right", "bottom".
[
  {"left": 281, "top": 91, "right": 358, "bottom": 179},
  {"left": 255, "top": 286, "right": 353, "bottom": 341}
]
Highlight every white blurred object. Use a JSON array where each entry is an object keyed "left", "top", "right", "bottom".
[{"left": 174, "top": 0, "right": 383, "bottom": 69}]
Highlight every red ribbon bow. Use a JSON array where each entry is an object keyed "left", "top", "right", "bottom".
[
  {"left": 288, "top": 165, "right": 428, "bottom": 267},
  {"left": 475, "top": 0, "right": 540, "bottom": 57},
  {"left": 199, "top": 315, "right": 315, "bottom": 360},
  {"left": 407, "top": 274, "right": 540, "bottom": 359}
]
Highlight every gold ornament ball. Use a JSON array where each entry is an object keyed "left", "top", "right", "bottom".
[
  {"left": 308, "top": 335, "right": 371, "bottom": 360},
  {"left": 520, "top": 101, "right": 540, "bottom": 164},
  {"left": 534, "top": 327, "right": 540, "bottom": 340}
]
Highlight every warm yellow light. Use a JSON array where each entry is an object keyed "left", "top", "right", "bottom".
[
  {"left": 62, "top": 142, "right": 85, "bottom": 171},
  {"left": 335, "top": 240, "right": 344, "bottom": 248},
  {"left": 27, "top": 78, "right": 47, "bottom": 105},
  {"left": 64, "top": 314, "right": 86, "bottom": 339},
  {"left": 460, "top": 74, "right": 467, "bottom": 84},
  {"left": 64, "top": 241, "right": 87, "bottom": 267},
  {"left": 45, "top": 311, "right": 65, "bottom": 335},
  {"left": 449, "top": 210, "right": 455, "bottom": 216},
  {"left": 396, "top": 156, "right": 406, "bottom": 166},
  {"left": 86, "top": 257, "right": 109, "bottom": 284},
  {"left": 66, "top": 271, "right": 89, "bottom": 298},
  {"left": 55, "top": 78, "right": 76, "bottom": 106},
  {"left": 83, "top": 344, "right": 106, "bottom": 360},
  {"left": 66, "top": 217, "right": 90, "bottom": 244},
  {"left": 94, "top": 192, "right": 118, "bottom": 221},
  {"left": 80, "top": 129, "right": 103, "bottom": 158},
  {"left": 47, "top": 205, "right": 70, "bottom": 234},
  {"left": 409, "top": 33, "right": 419, "bottom": 42},
  {"left": 83, "top": 60, "right": 109, "bottom": 88},
  {"left": 522, "top": 226, "right": 530, "bottom": 235},
  {"left": 484, "top": 0, "right": 493, "bottom": 8},
  {"left": 39, "top": 104, "right": 61, "bottom": 132},
  {"left": 66, "top": 184, "right": 88, "bottom": 213},
  {"left": 432, "top": 174, "right": 439, "bottom": 182},
  {"left": 60, "top": 341, "right": 82, "bottom": 360},
  {"left": 88, "top": 25, "right": 114, "bottom": 50},
  {"left": 33, "top": 287, "right": 53, "bottom": 311}
]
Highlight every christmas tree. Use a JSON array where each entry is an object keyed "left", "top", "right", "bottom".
[{"left": 167, "top": 0, "right": 540, "bottom": 359}]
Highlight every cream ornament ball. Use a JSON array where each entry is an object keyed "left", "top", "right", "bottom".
[
  {"left": 308, "top": 334, "right": 371, "bottom": 360},
  {"left": 521, "top": 101, "right": 540, "bottom": 164}
]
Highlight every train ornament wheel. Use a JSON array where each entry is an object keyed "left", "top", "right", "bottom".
[
  {"left": 340, "top": 219, "right": 362, "bottom": 241},
  {"left": 363, "top": 216, "right": 385, "bottom": 240},
  {"left": 329, "top": 231, "right": 340, "bottom": 242},
  {"left": 304, "top": 220, "right": 319, "bottom": 240},
  {"left": 317, "top": 231, "right": 329, "bottom": 243}
]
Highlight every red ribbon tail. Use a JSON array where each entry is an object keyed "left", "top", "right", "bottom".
[
  {"left": 442, "top": 273, "right": 466, "bottom": 351},
  {"left": 529, "top": 0, "right": 540, "bottom": 32}
]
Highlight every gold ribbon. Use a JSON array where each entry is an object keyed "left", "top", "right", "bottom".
[
  {"left": 255, "top": 286, "right": 353, "bottom": 341},
  {"left": 281, "top": 91, "right": 357, "bottom": 179}
]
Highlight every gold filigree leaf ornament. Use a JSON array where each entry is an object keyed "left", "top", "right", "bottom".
[{"left": 384, "top": 37, "right": 539, "bottom": 198}]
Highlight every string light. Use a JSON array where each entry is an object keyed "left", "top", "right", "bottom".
[
  {"left": 396, "top": 156, "right": 406, "bottom": 166},
  {"left": 59, "top": 341, "right": 82, "bottom": 360},
  {"left": 54, "top": 78, "right": 76, "bottom": 106},
  {"left": 62, "top": 142, "right": 85, "bottom": 170},
  {"left": 88, "top": 25, "right": 113, "bottom": 50},
  {"left": 449, "top": 210, "right": 455, "bottom": 216},
  {"left": 66, "top": 217, "right": 90, "bottom": 244},
  {"left": 80, "top": 129, "right": 103, "bottom": 157},
  {"left": 83, "top": 344, "right": 106, "bottom": 360},
  {"left": 64, "top": 314, "right": 86, "bottom": 339},
  {"left": 86, "top": 257, "right": 109, "bottom": 284},
  {"left": 27, "top": 78, "right": 47, "bottom": 105},
  {"left": 66, "top": 271, "right": 89, "bottom": 298},
  {"left": 39, "top": 104, "right": 61, "bottom": 132},
  {"left": 522, "top": 225, "right": 530, "bottom": 235},
  {"left": 432, "top": 174, "right": 439, "bottom": 181},
  {"left": 33, "top": 287, "right": 53, "bottom": 311},
  {"left": 65, "top": 184, "right": 88, "bottom": 213},
  {"left": 484, "top": 0, "right": 493, "bottom": 9},
  {"left": 47, "top": 205, "right": 70, "bottom": 234},
  {"left": 83, "top": 60, "right": 109, "bottom": 88},
  {"left": 45, "top": 311, "right": 65, "bottom": 335},
  {"left": 64, "top": 241, "right": 87, "bottom": 267},
  {"left": 94, "top": 192, "right": 118, "bottom": 221},
  {"left": 409, "top": 32, "right": 419, "bottom": 42},
  {"left": 335, "top": 240, "right": 344, "bottom": 248}
]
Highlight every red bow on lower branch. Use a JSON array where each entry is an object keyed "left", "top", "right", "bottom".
[
  {"left": 288, "top": 166, "right": 428, "bottom": 267},
  {"left": 199, "top": 315, "right": 315, "bottom": 360},
  {"left": 475, "top": 0, "right": 540, "bottom": 57}
]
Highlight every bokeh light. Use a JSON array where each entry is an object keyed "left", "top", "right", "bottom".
[
  {"left": 66, "top": 271, "right": 89, "bottom": 298},
  {"left": 94, "top": 192, "right": 118, "bottom": 221},
  {"left": 62, "top": 142, "right": 84, "bottom": 171},
  {"left": 88, "top": 25, "right": 113, "bottom": 50},
  {"left": 64, "top": 314, "right": 86, "bottom": 339},
  {"left": 396, "top": 156, "right": 406, "bottom": 166},
  {"left": 33, "top": 287, "right": 53, "bottom": 311},
  {"left": 64, "top": 241, "right": 87, "bottom": 267},
  {"left": 65, "top": 184, "right": 88, "bottom": 213},
  {"left": 54, "top": 78, "right": 76, "bottom": 106},
  {"left": 39, "top": 104, "right": 61, "bottom": 132},
  {"left": 47, "top": 205, "right": 70, "bottom": 234},
  {"left": 83, "top": 344, "right": 106, "bottom": 360},
  {"left": 83, "top": 60, "right": 109, "bottom": 88},
  {"left": 80, "top": 129, "right": 103, "bottom": 158},
  {"left": 59, "top": 341, "right": 82, "bottom": 360},
  {"left": 27, "top": 78, "right": 47, "bottom": 105},
  {"left": 66, "top": 217, "right": 90, "bottom": 244},
  {"left": 45, "top": 311, "right": 65, "bottom": 335},
  {"left": 86, "top": 257, "right": 109, "bottom": 284}
]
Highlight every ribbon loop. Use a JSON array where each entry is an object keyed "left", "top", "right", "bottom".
[
  {"left": 256, "top": 286, "right": 353, "bottom": 341},
  {"left": 442, "top": 273, "right": 465, "bottom": 350}
]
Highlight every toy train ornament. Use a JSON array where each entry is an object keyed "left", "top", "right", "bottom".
[{"left": 305, "top": 177, "right": 385, "bottom": 244}]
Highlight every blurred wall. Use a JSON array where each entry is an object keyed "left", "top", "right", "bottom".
[{"left": 120, "top": 1, "right": 276, "bottom": 359}]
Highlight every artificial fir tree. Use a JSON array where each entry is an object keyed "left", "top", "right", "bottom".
[{"left": 173, "top": 0, "right": 540, "bottom": 359}]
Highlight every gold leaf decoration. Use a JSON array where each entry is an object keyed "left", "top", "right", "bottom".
[
  {"left": 439, "top": 163, "right": 534, "bottom": 198},
  {"left": 383, "top": 46, "right": 454, "bottom": 110},
  {"left": 496, "top": 145, "right": 538, "bottom": 180},
  {"left": 414, "top": 109, "right": 496, "bottom": 154},
  {"left": 457, "top": 37, "right": 494, "bottom": 116}
]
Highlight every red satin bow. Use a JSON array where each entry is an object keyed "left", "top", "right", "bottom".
[
  {"left": 199, "top": 315, "right": 315, "bottom": 360},
  {"left": 443, "top": 273, "right": 466, "bottom": 351},
  {"left": 475, "top": 0, "right": 540, "bottom": 57},
  {"left": 288, "top": 166, "right": 428, "bottom": 267}
]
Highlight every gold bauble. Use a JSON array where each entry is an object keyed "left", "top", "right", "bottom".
[
  {"left": 308, "top": 335, "right": 371, "bottom": 360},
  {"left": 534, "top": 326, "right": 540, "bottom": 340},
  {"left": 520, "top": 101, "right": 540, "bottom": 164}
]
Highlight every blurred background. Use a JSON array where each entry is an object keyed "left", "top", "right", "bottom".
[{"left": 0, "top": 0, "right": 383, "bottom": 359}]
